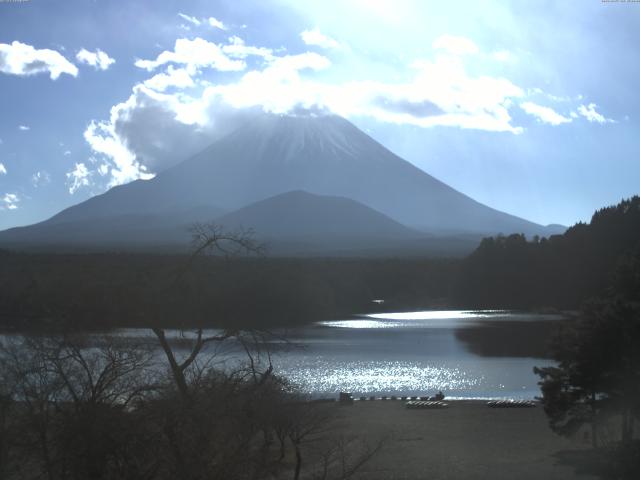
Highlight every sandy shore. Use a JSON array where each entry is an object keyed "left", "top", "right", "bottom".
[{"left": 320, "top": 400, "right": 597, "bottom": 480}]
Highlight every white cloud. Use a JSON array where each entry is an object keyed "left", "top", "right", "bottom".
[
  {"left": 546, "top": 93, "right": 573, "bottom": 102},
  {"left": 200, "top": 52, "right": 334, "bottom": 115},
  {"left": 84, "top": 115, "right": 154, "bottom": 187},
  {"left": 98, "top": 50, "right": 520, "bottom": 187},
  {"left": 32, "top": 170, "right": 51, "bottom": 187},
  {"left": 270, "top": 52, "right": 331, "bottom": 72},
  {"left": 178, "top": 12, "right": 201, "bottom": 26},
  {"left": 86, "top": 34, "right": 598, "bottom": 189},
  {"left": 222, "top": 36, "right": 274, "bottom": 60},
  {"left": 18, "top": 125, "right": 30, "bottom": 131},
  {"left": 491, "top": 50, "right": 513, "bottom": 62},
  {"left": 97, "top": 164, "right": 110, "bottom": 176},
  {"left": 0, "top": 41, "right": 78, "bottom": 79},
  {"left": 300, "top": 28, "right": 340, "bottom": 49},
  {"left": 208, "top": 17, "right": 227, "bottom": 30},
  {"left": 143, "top": 66, "right": 194, "bottom": 91},
  {"left": 66, "top": 162, "right": 93, "bottom": 194},
  {"left": 432, "top": 35, "right": 479, "bottom": 56},
  {"left": 520, "top": 102, "right": 572, "bottom": 126},
  {"left": 577, "top": 103, "right": 615, "bottom": 124},
  {"left": 82, "top": 81, "right": 247, "bottom": 186},
  {"left": 134, "top": 37, "right": 244, "bottom": 73},
  {"left": 1, "top": 193, "right": 19, "bottom": 210},
  {"left": 0, "top": 163, "right": 6, "bottom": 175},
  {"left": 63, "top": 150, "right": 71, "bottom": 156},
  {"left": 76, "top": 48, "right": 115, "bottom": 70},
  {"left": 215, "top": 48, "right": 521, "bottom": 132},
  {"left": 343, "top": 55, "right": 523, "bottom": 133}
]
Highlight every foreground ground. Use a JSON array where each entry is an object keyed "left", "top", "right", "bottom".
[{"left": 321, "top": 400, "right": 595, "bottom": 480}]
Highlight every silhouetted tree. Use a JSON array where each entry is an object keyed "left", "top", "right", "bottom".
[
  {"left": 151, "top": 223, "right": 267, "bottom": 399},
  {"left": 0, "top": 334, "right": 155, "bottom": 480},
  {"left": 535, "top": 219, "right": 640, "bottom": 461},
  {"left": 535, "top": 301, "right": 640, "bottom": 448}
]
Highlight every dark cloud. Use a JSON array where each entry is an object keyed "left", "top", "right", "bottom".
[
  {"left": 374, "top": 96, "right": 444, "bottom": 118},
  {"left": 107, "top": 88, "right": 262, "bottom": 176},
  {"left": 22, "top": 60, "right": 49, "bottom": 74}
]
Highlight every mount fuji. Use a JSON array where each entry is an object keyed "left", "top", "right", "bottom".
[{"left": 0, "top": 114, "right": 564, "bottom": 255}]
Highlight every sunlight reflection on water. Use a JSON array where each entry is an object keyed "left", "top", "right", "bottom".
[
  {"left": 368, "top": 310, "right": 507, "bottom": 320},
  {"left": 319, "top": 309, "right": 510, "bottom": 329},
  {"left": 280, "top": 359, "right": 482, "bottom": 395},
  {"left": 103, "top": 310, "right": 560, "bottom": 399},
  {"left": 277, "top": 310, "right": 559, "bottom": 399}
]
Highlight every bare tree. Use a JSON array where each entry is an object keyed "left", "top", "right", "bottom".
[
  {"left": 188, "top": 222, "right": 265, "bottom": 260},
  {"left": 151, "top": 327, "right": 234, "bottom": 399},
  {"left": 152, "top": 223, "right": 267, "bottom": 399},
  {"left": 0, "top": 334, "right": 157, "bottom": 480}
]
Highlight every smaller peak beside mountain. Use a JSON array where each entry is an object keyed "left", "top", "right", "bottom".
[{"left": 215, "top": 190, "right": 421, "bottom": 240}]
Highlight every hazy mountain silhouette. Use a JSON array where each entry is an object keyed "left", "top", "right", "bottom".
[
  {"left": 0, "top": 113, "right": 563, "bottom": 253},
  {"left": 0, "top": 191, "right": 434, "bottom": 254},
  {"left": 215, "top": 190, "right": 435, "bottom": 255},
  {"left": 217, "top": 190, "right": 419, "bottom": 238}
]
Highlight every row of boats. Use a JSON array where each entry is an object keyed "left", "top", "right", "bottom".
[{"left": 338, "top": 392, "right": 536, "bottom": 408}]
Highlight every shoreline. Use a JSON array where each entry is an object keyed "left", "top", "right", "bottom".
[
  {"left": 314, "top": 396, "right": 542, "bottom": 402},
  {"left": 318, "top": 400, "right": 596, "bottom": 479}
]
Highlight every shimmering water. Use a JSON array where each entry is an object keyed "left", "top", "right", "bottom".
[
  {"left": 8, "top": 310, "right": 559, "bottom": 400},
  {"left": 267, "top": 310, "right": 560, "bottom": 400}
]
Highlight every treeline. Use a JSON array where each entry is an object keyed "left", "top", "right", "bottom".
[
  {"left": 0, "top": 251, "right": 458, "bottom": 331},
  {"left": 2, "top": 196, "right": 639, "bottom": 330},
  {"left": 453, "top": 196, "right": 640, "bottom": 309}
]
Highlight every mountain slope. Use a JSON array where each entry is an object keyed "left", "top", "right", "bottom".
[
  {"left": 0, "top": 205, "right": 225, "bottom": 250},
  {"left": 41, "top": 114, "right": 558, "bottom": 236}
]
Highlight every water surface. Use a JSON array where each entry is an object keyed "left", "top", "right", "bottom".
[
  {"left": 269, "top": 310, "right": 560, "bottom": 399},
  {"left": 4, "top": 310, "right": 560, "bottom": 400}
]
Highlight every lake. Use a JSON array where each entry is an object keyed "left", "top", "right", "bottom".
[
  {"left": 265, "top": 310, "right": 562, "bottom": 400},
  {"left": 6, "top": 310, "right": 562, "bottom": 400}
]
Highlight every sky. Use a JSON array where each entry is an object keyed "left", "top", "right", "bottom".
[{"left": 0, "top": 0, "right": 639, "bottom": 230}]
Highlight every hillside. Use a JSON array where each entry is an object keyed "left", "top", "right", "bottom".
[{"left": 453, "top": 196, "right": 640, "bottom": 308}]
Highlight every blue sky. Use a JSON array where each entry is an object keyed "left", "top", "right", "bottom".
[{"left": 0, "top": 0, "right": 639, "bottom": 230}]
